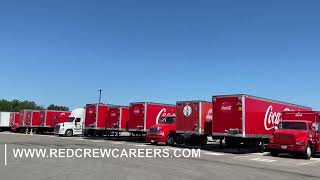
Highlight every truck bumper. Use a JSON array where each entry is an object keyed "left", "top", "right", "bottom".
[
  {"left": 146, "top": 134, "right": 167, "bottom": 143},
  {"left": 54, "top": 129, "right": 66, "bottom": 135},
  {"left": 268, "top": 144, "right": 305, "bottom": 152}
]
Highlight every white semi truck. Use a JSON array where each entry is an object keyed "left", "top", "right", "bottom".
[
  {"left": 0, "top": 112, "right": 11, "bottom": 131},
  {"left": 54, "top": 108, "right": 85, "bottom": 136}
]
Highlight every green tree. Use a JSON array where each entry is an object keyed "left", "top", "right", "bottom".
[
  {"left": 0, "top": 99, "right": 44, "bottom": 112},
  {"left": 47, "top": 104, "right": 69, "bottom": 111}
]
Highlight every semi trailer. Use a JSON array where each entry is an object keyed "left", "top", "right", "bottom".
[{"left": 212, "top": 94, "right": 311, "bottom": 148}]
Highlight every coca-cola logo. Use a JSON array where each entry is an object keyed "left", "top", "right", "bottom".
[
  {"left": 264, "top": 105, "right": 291, "bottom": 130},
  {"left": 156, "top": 108, "right": 176, "bottom": 124},
  {"left": 295, "top": 112, "right": 303, "bottom": 117},
  {"left": 183, "top": 105, "right": 192, "bottom": 116},
  {"left": 111, "top": 113, "right": 117, "bottom": 117},
  {"left": 221, "top": 102, "right": 232, "bottom": 112},
  {"left": 206, "top": 108, "right": 213, "bottom": 122},
  {"left": 134, "top": 108, "right": 140, "bottom": 115},
  {"left": 89, "top": 110, "right": 94, "bottom": 114}
]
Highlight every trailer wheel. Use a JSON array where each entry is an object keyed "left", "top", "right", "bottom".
[
  {"left": 89, "top": 130, "right": 97, "bottom": 137},
  {"left": 270, "top": 151, "right": 278, "bottom": 157},
  {"left": 302, "top": 144, "right": 312, "bottom": 160},
  {"left": 65, "top": 129, "right": 73, "bottom": 137},
  {"left": 166, "top": 136, "right": 175, "bottom": 146}
]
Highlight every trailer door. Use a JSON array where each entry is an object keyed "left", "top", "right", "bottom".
[
  {"left": 213, "top": 97, "right": 242, "bottom": 135},
  {"left": 129, "top": 104, "right": 145, "bottom": 130},
  {"left": 176, "top": 102, "right": 200, "bottom": 134},
  {"left": 85, "top": 105, "right": 97, "bottom": 128}
]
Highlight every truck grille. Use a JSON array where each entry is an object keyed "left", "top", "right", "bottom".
[
  {"left": 274, "top": 134, "right": 295, "bottom": 145},
  {"left": 54, "top": 125, "right": 60, "bottom": 134}
]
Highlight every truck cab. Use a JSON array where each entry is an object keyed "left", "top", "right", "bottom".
[
  {"left": 146, "top": 115, "right": 176, "bottom": 145},
  {"left": 54, "top": 108, "right": 85, "bottom": 137},
  {"left": 268, "top": 111, "right": 320, "bottom": 159}
]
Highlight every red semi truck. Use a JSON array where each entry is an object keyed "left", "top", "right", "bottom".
[
  {"left": 212, "top": 94, "right": 311, "bottom": 148},
  {"left": 9, "top": 112, "right": 20, "bottom": 132},
  {"left": 84, "top": 103, "right": 110, "bottom": 136},
  {"left": 268, "top": 111, "right": 320, "bottom": 159},
  {"left": 106, "top": 106, "right": 130, "bottom": 136},
  {"left": 146, "top": 114, "right": 176, "bottom": 145},
  {"left": 128, "top": 102, "right": 176, "bottom": 136},
  {"left": 175, "top": 101, "right": 213, "bottom": 145},
  {"left": 38, "top": 110, "right": 71, "bottom": 134}
]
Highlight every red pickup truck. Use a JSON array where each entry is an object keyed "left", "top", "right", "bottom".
[
  {"left": 268, "top": 111, "right": 320, "bottom": 159},
  {"left": 146, "top": 115, "right": 176, "bottom": 145}
]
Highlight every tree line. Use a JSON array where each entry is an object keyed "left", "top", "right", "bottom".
[{"left": 0, "top": 99, "right": 69, "bottom": 112}]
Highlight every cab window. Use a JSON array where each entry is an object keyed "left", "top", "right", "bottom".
[{"left": 75, "top": 118, "right": 81, "bottom": 123}]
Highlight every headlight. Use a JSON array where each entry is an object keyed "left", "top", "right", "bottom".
[{"left": 296, "top": 141, "right": 304, "bottom": 145}]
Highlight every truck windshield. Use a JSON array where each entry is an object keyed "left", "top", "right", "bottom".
[
  {"left": 158, "top": 117, "right": 175, "bottom": 124},
  {"left": 279, "top": 122, "right": 307, "bottom": 130},
  {"left": 66, "top": 117, "right": 75, "bottom": 122}
]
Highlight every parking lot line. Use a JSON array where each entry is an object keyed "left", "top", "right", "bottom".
[
  {"left": 203, "top": 152, "right": 225, "bottom": 156},
  {"left": 134, "top": 144, "right": 149, "bottom": 147},
  {"left": 91, "top": 140, "right": 105, "bottom": 143},
  {"left": 250, "top": 158, "right": 277, "bottom": 163},
  {"left": 234, "top": 155, "right": 251, "bottom": 158},
  {"left": 110, "top": 142, "right": 124, "bottom": 145},
  {"left": 297, "top": 159, "right": 320, "bottom": 166}
]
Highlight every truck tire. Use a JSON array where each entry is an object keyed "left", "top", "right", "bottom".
[
  {"left": 302, "top": 144, "right": 312, "bottom": 160},
  {"left": 65, "top": 129, "right": 73, "bottom": 137},
  {"left": 166, "top": 136, "right": 175, "bottom": 146},
  {"left": 270, "top": 151, "right": 278, "bottom": 157}
]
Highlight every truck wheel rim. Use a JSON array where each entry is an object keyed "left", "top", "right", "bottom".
[{"left": 307, "top": 147, "right": 311, "bottom": 157}]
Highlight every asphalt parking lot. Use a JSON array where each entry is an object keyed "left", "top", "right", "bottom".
[{"left": 1, "top": 132, "right": 320, "bottom": 180}]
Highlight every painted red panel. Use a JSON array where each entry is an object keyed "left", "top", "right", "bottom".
[
  {"left": 128, "top": 103, "right": 145, "bottom": 130},
  {"left": 128, "top": 102, "right": 176, "bottom": 132},
  {"left": 212, "top": 95, "right": 311, "bottom": 138},
  {"left": 84, "top": 104, "right": 109, "bottom": 130},
  {"left": 31, "top": 111, "right": 40, "bottom": 127},
  {"left": 282, "top": 111, "right": 319, "bottom": 123},
  {"left": 120, "top": 106, "right": 129, "bottom": 131},
  {"left": 85, "top": 104, "right": 97, "bottom": 128},
  {"left": 176, "top": 101, "right": 212, "bottom": 135},
  {"left": 107, "top": 106, "right": 120, "bottom": 129},
  {"left": 244, "top": 97, "right": 311, "bottom": 136},
  {"left": 23, "top": 110, "right": 32, "bottom": 126},
  {"left": 39, "top": 110, "right": 71, "bottom": 128},
  {"left": 97, "top": 105, "right": 109, "bottom": 129},
  {"left": 19, "top": 110, "right": 26, "bottom": 127},
  {"left": 212, "top": 97, "right": 243, "bottom": 134},
  {"left": 201, "top": 102, "right": 213, "bottom": 135}
]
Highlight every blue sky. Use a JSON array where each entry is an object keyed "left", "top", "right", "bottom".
[{"left": 0, "top": 0, "right": 319, "bottom": 109}]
